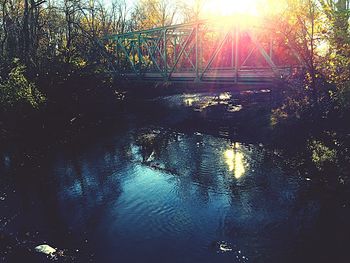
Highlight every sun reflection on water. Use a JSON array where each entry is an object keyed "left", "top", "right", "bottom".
[
  {"left": 219, "top": 92, "right": 231, "bottom": 100},
  {"left": 224, "top": 144, "right": 246, "bottom": 179},
  {"left": 184, "top": 98, "right": 195, "bottom": 106}
]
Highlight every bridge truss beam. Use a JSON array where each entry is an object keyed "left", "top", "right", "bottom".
[{"left": 104, "top": 19, "right": 302, "bottom": 84}]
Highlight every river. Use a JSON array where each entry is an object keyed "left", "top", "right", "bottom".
[{"left": 1, "top": 90, "right": 349, "bottom": 262}]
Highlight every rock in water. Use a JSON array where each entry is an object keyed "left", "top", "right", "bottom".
[
  {"left": 219, "top": 243, "right": 232, "bottom": 252},
  {"left": 35, "top": 244, "right": 56, "bottom": 255}
]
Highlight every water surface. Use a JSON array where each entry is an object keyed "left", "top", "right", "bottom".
[{"left": 1, "top": 91, "right": 349, "bottom": 262}]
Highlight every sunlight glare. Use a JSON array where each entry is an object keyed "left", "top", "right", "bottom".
[
  {"left": 204, "top": 0, "right": 259, "bottom": 17},
  {"left": 224, "top": 146, "right": 246, "bottom": 179}
]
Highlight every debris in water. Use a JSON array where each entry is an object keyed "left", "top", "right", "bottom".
[
  {"left": 219, "top": 242, "right": 232, "bottom": 252},
  {"left": 146, "top": 151, "right": 155, "bottom": 162},
  {"left": 227, "top": 104, "right": 242, "bottom": 112},
  {"left": 220, "top": 244, "right": 232, "bottom": 252},
  {"left": 306, "top": 178, "right": 311, "bottom": 181},
  {"left": 35, "top": 244, "right": 56, "bottom": 256}
]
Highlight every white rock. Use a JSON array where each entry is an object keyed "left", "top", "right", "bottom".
[
  {"left": 35, "top": 244, "right": 56, "bottom": 255},
  {"left": 146, "top": 151, "right": 155, "bottom": 162},
  {"left": 219, "top": 244, "right": 232, "bottom": 252}
]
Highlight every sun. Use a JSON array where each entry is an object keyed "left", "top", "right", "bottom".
[
  {"left": 201, "top": 0, "right": 286, "bottom": 20},
  {"left": 203, "top": 0, "right": 260, "bottom": 17}
]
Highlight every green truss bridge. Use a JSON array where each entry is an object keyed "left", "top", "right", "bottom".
[{"left": 103, "top": 18, "right": 303, "bottom": 84}]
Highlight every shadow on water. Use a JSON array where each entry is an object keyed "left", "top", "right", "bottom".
[{"left": 1, "top": 88, "right": 350, "bottom": 262}]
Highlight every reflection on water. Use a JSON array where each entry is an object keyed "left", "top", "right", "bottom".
[
  {"left": 181, "top": 92, "right": 236, "bottom": 112},
  {"left": 219, "top": 92, "right": 231, "bottom": 100},
  {"left": 224, "top": 144, "right": 247, "bottom": 179},
  {"left": 227, "top": 104, "right": 243, "bottom": 112},
  {"left": 184, "top": 96, "right": 197, "bottom": 106},
  {"left": 176, "top": 90, "right": 271, "bottom": 114},
  {"left": 131, "top": 129, "right": 257, "bottom": 191}
]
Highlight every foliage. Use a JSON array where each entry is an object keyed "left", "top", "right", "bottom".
[
  {"left": 130, "top": 0, "right": 178, "bottom": 29},
  {"left": 335, "top": 81, "right": 350, "bottom": 111},
  {"left": 271, "top": 0, "right": 350, "bottom": 128},
  {"left": 309, "top": 139, "right": 337, "bottom": 170},
  {"left": 0, "top": 59, "right": 45, "bottom": 111}
]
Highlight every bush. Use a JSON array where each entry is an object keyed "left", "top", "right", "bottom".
[{"left": 0, "top": 59, "right": 45, "bottom": 111}]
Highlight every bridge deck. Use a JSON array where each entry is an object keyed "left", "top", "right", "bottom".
[{"left": 119, "top": 68, "right": 289, "bottom": 84}]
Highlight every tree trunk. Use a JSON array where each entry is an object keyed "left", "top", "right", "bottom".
[{"left": 22, "top": 0, "right": 30, "bottom": 63}]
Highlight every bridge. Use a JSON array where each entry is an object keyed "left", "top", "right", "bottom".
[{"left": 103, "top": 17, "right": 302, "bottom": 84}]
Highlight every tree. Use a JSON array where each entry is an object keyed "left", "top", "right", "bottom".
[{"left": 130, "top": 0, "right": 178, "bottom": 30}]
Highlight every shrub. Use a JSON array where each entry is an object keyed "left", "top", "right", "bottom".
[{"left": 0, "top": 59, "right": 45, "bottom": 111}]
